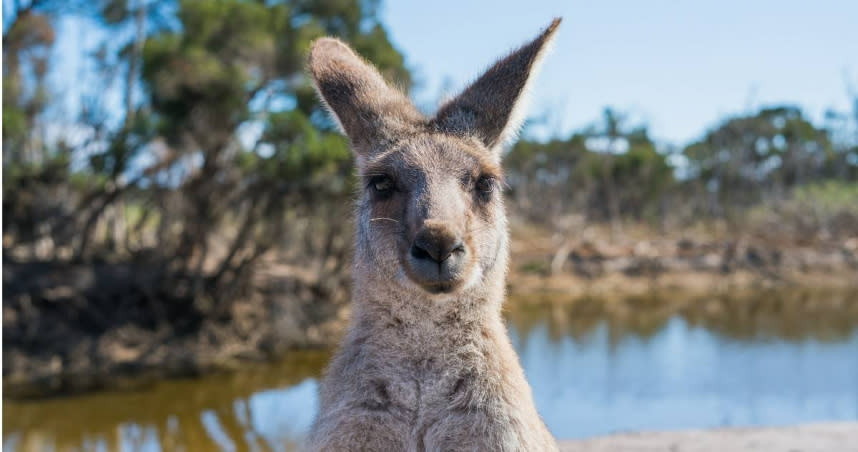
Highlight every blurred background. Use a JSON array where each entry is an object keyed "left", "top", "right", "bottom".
[{"left": 3, "top": 0, "right": 857, "bottom": 450}]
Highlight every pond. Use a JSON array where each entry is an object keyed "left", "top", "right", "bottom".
[{"left": 4, "top": 289, "right": 858, "bottom": 451}]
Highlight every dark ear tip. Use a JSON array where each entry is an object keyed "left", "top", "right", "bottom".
[{"left": 544, "top": 17, "right": 562, "bottom": 37}]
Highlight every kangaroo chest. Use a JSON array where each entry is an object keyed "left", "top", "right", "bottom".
[{"left": 354, "top": 332, "right": 487, "bottom": 420}]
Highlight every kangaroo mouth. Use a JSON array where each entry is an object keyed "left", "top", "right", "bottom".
[
  {"left": 402, "top": 256, "right": 470, "bottom": 295},
  {"left": 419, "top": 279, "right": 464, "bottom": 294}
]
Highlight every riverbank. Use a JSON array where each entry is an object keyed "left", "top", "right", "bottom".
[
  {"left": 2, "top": 259, "right": 347, "bottom": 398},
  {"left": 508, "top": 220, "right": 858, "bottom": 299},
  {"left": 4, "top": 222, "right": 857, "bottom": 398},
  {"left": 559, "top": 422, "right": 858, "bottom": 452}
]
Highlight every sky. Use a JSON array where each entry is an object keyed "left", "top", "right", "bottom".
[
  {"left": 17, "top": 0, "right": 858, "bottom": 148},
  {"left": 381, "top": 0, "right": 858, "bottom": 144}
]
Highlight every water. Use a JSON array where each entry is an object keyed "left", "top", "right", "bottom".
[{"left": 5, "top": 290, "right": 858, "bottom": 451}]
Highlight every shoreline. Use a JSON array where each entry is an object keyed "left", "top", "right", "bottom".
[
  {"left": 508, "top": 268, "right": 858, "bottom": 301},
  {"left": 4, "top": 243, "right": 857, "bottom": 399},
  {"left": 558, "top": 422, "right": 858, "bottom": 452}
]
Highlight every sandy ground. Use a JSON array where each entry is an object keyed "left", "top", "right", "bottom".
[{"left": 558, "top": 422, "right": 858, "bottom": 452}]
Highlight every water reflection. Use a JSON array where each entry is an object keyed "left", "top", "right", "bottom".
[
  {"left": 5, "top": 290, "right": 858, "bottom": 450},
  {"left": 506, "top": 289, "right": 858, "bottom": 345},
  {"left": 3, "top": 351, "right": 329, "bottom": 452}
]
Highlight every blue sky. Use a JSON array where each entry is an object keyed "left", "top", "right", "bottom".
[
  {"left": 382, "top": 0, "right": 858, "bottom": 144},
  {"left": 25, "top": 0, "right": 858, "bottom": 147}
]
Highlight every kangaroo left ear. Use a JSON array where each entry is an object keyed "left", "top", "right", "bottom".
[
  {"left": 434, "top": 18, "right": 561, "bottom": 155},
  {"left": 307, "top": 37, "right": 424, "bottom": 157}
]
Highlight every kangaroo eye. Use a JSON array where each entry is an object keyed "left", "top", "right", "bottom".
[
  {"left": 369, "top": 175, "right": 395, "bottom": 194},
  {"left": 476, "top": 176, "right": 495, "bottom": 195}
]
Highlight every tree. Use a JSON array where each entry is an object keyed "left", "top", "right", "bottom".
[
  {"left": 3, "top": 0, "right": 413, "bottom": 306},
  {"left": 505, "top": 109, "right": 674, "bottom": 228},
  {"left": 2, "top": 1, "right": 56, "bottom": 163},
  {"left": 683, "top": 106, "right": 834, "bottom": 217}
]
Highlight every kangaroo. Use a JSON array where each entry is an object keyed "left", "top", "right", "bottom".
[{"left": 305, "top": 18, "right": 562, "bottom": 452}]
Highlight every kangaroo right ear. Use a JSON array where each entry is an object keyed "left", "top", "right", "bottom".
[
  {"left": 434, "top": 18, "right": 561, "bottom": 155},
  {"left": 307, "top": 38, "right": 423, "bottom": 156}
]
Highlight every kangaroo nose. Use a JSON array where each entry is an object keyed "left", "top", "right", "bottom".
[{"left": 411, "top": 226, "right": 464, "bottom": 263}]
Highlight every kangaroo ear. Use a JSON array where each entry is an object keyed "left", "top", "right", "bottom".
[
  {"left": 307, "top": 38, "right": 423, "bottom": 156},
  {"left": 434, "top": 18, "right": 561, "bottom": 154}
]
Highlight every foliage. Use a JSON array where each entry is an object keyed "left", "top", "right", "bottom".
[
  {"left": 792, "top": 181, "right": 858, "bottom": 214},
  {"left": 2, "top": 0, "right": 409, "bottom": 308},
  {"left": 2, "top": 0, "right": 857, "bottom": 311},
  {"left": 2, "top": 4, "right": 55, "bottom": 161},
  {"left": 506, "top": 108, "right": 675, "bottom": 225},
  {"left": 682, "top": 106, "right": 845, "bottom": 216}
]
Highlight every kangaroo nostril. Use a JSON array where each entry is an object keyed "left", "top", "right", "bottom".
[
  {"left": 411, "top": 233, "right": 465, "bottom": 264},
  {"left": 411, "top": 238, "right": 445, "bottom": 263},
  {"left": 442, "top": 241, "right": 465, "bottom": 262},
  {"left": 411, "top": 243, "right": 432, "bottom": 261}
]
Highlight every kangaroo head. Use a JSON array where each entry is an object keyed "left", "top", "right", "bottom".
[{"left": 308, "top": 19, "right": 560, "bottom": 297}]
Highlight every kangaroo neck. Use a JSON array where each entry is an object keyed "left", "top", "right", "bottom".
[{"left": 348, "top": 268, "right": 505, "bottom": 350}]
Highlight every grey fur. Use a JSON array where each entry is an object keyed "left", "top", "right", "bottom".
[{"left": 306, "top": 19, "right": 562, "bottom": 452}]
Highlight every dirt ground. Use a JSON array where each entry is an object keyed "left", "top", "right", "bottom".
[{"left": 559, "top": 422, "right": 858, "bottom": 452}]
